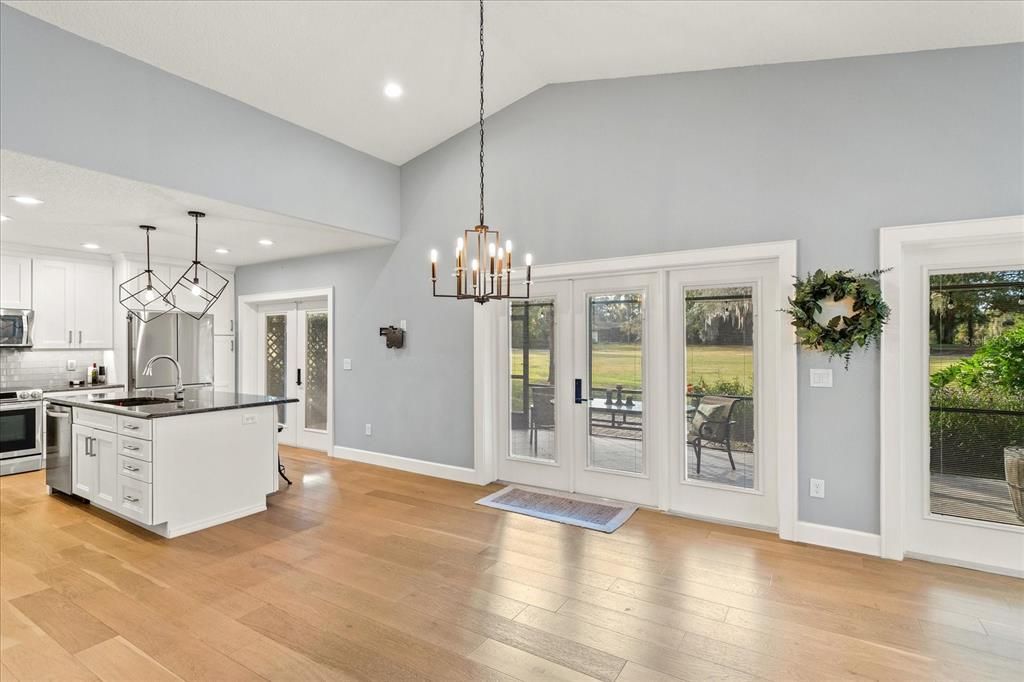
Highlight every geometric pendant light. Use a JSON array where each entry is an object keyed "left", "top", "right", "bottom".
[
  {"left": 169, "top": 210, "right": 229, "bottom": 320},
  {"left": 118, "top": 225, "right": 176, "bottom": 322}
]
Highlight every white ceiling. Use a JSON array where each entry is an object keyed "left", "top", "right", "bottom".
[
  {"left": 0, "top": 151, "right": 392, "bottom": 266},
  {"left": 6, "top": 1, "right": 1022, "bottom": 165}
]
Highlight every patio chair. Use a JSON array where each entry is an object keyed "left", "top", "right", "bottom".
[
  {"left": 688, "top": 395, "right": 740, "bottom": 474},
  {"left": 529, "top": 384, "right": 556, "bottom": 453}
]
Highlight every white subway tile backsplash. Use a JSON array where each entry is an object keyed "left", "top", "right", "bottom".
[{"left": 0, "top": 349, "right": 106, "bottom": 390}]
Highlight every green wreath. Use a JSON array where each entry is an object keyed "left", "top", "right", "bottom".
[{"left": 785, "top": 268, "right": 891, "bottom": 368}]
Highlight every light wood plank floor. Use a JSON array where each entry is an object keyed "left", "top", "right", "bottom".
[{"left": 2, "top": 446, "right": 1021, "bottom": 681}]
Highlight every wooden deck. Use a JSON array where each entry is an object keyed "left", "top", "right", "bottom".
[{"left": 1, "top": 446, "right": 1022, "bottom": 681}]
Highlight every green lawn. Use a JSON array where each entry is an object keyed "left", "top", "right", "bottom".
[{"left": 511, "top": 344, "right": 756, "bottom": 410}]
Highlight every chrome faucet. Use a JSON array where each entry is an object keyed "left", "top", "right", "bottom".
[{"left": 142, "top": 354, "right": 185, "bottom": 401}]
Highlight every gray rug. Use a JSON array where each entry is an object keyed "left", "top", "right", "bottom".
[{"left": 475, "top": 485, "right": 637, "bottom": 533}]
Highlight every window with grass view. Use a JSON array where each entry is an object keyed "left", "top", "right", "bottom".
[
  {"left": 684, "top": 287, "right": 755, "bottom": 489},
  {"left": 510, "top": 300, "right": 555, "bottom": 460},
  {"left": 929, "top": 270, "right": 1023, "bottom": 527},
  {"left": 588, "top": 293, "right": 644, "bottom": 474}
]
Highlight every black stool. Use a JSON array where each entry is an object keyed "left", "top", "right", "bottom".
[{"left": 277, "top": 424, "right": 292, "bottom": 486}]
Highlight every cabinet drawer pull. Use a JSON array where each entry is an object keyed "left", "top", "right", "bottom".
[
  {"left": 123, "top": 495, "right": 140, "bottom": 503},
  {"left": 68, "top": 330, "right": 73, "bottom": 344},
  {"left": 122, "top": 464, "right": 140, "bottom": 472},
  {"left": 123, "top": 444, "right": 140, "bottom": 451},
  {"left": 78, "top": 330, "right": 82, "bottom": 344},
  {"left": 122, "top": 424, "right": 140, "bottom": 431}
]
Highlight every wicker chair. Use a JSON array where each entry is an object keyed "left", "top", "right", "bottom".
[{"left": 687, "top": 395, "right": 740, "bottom": 474}]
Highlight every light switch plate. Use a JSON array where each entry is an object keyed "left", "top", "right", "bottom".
[
  {"left": 66, "top": 359, "right": 77, "bottom": 371},
  {"left": 365, "top": 423, "right": 372, "bottom": 436},
  {"left": 809, "top": 369, "right": 833, "bottom": 388},
  {"left": 343, "top": 358, "right": 352, "bottom": 371},
  {"left": 810, "top": 478, "right": 825, "bottom": 498}
]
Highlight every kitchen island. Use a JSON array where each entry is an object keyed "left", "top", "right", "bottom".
[{"left": 47, "top": 387, "right": 296, "bottom": 538}]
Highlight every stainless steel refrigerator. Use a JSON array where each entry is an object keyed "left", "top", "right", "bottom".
[{"left": 128, "top": 312, "right": 214, "bottom": 390}]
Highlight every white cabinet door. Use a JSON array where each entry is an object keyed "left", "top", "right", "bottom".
[
  {"left": 91, "top": 429, "right": 118, "bottom": 511},
  {"left": 32, "top": 259, "right": 75, "bottom": 348},
  {"left": 0, "top": 255, "right": 32, "bottom": 308},
  {"left": 209, "top": 275, "right": 235, "bottom": 335},
  {"left": 214, "top": 335, "right": 236, "bottom": 392},
  {"left": 72, "top": 425, "right": 97, "bottom": 499},
  {"left": 74, "top": 262, "right": 113, "bottom": 348}
]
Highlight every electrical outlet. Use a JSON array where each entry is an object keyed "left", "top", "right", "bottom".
[
  {"left": 809, "top": 369, "right": 833, "bottom": 388},
  {"left": 810, "top": 478, "right": 825, "bottom": 498},
  {"left": 343, "top": 358, "right": 352, "bottom": 371},
  {"left": 365, "top": 423, "right": 372, "bottom": 436},
  {"left": 399, "top": 319, "right": 407, "bottom": 331},
  {"left": 242, "top": 414, "right": 257, "bottom": 425},
  {"left": 66, "top": 359, "right": 77, "bottom": 371}
]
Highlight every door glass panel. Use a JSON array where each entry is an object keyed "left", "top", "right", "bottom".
[
  {"left": 510, "top": 299, "right": 556, "bottom": 460},
  {"left": 929, "top": 270, "right": 1023, "bottom": 526},
  {"left": 588, "top": 293, "right": 644, "bottom": 473},
  {"left": 684, "top": 286, "right": 755, "bottom": 489},
  {"left": 265, "top": 313, "right": 288, "bottom": 423},
  {"left": 305, "top": 312, "right": 329, "bottom": 431}
]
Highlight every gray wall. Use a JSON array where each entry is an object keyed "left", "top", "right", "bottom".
[
  {"left": 0, "top": 5, "right": 400, "bottom": 241},
  {"left": 238, "top": 43, "right": 1024, "bottom": 534}
]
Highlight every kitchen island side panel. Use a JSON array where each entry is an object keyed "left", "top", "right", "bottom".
[{"left": 152, "top": 404, "right": 277, "bottom": 535}]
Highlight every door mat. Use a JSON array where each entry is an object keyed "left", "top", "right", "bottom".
[{"left": 475, "top": 485, "right": 637, "bottom": 533}]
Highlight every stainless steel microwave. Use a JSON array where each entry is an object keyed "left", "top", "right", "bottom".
[{"left": 0, "top": 309, "right": 34, "bottom": 347}]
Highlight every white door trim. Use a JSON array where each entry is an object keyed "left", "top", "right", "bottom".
[
  {"left": 879, "top": 214, "right": 1024, "bottom": 571},
  {"left": 474, "top": 240, "right": 798, "bottom": 540},
  {"left": 238, "top": 287, "right": 334, "bottom": 454}
]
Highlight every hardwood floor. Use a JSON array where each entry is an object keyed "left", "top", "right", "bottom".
[{"left": 2, "top": 445, "right": 1021, "bottom": 681}]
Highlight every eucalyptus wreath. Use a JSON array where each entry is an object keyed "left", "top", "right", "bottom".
[{"left": 785, "top": 268, "right": 891, "bottom": 367}]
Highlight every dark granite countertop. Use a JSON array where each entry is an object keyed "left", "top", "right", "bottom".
[
  {"left": 48, "top": 387, "right": 297, "bottom": 419},
  {"left": 44, "top": 383, "right": 125, "bottom": 394}
]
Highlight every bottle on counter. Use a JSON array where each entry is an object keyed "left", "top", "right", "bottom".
[
  {"left": 88, "top": 363, "right": 98, "bottom": 385},
  {"left": 97, "top": 365, "right": 106, "bottom": 385}
]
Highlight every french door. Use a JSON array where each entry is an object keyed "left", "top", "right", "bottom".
[
  {"left": 897, "top": 235, "right": 1023, "bottom": 573},
  {"left": 667, "top": 262, "right": 779, "bottom": 528},
  {"left": 497, "top": 273, "right": 662, "bottom": 507},
  {"left": 258, "top": 301, "right": 330, "bottom": 452}
]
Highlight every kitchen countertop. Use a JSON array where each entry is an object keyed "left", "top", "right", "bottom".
[
  {"left": 47, "top": 387, "right": 297, "bottom": 419},
  {"left": 45, "top": 383, "right": 124, "bottom": 394}
]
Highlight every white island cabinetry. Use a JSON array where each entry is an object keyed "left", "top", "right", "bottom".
[{"left": 69, "top": 403, "right": 278, "bottom": 537}]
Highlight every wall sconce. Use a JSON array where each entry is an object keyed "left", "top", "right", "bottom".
[{"left": 379, "top": 326, "right": 405, "bottom": 349}]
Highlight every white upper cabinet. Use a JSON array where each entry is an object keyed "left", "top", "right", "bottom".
[
  {"left": 0, "top": 254, "right": 32, "bottom": 309},
  {"left": 75, "top": 262, "right": 114, "bottom": 348},
  {"left": 32, "top": 259, "right": 113, "bottom": 349},
  {"left": 32, "top": 259, "right": 76, "bottom": 348},
  {"left": 209, "top": 275, "right": 235, "bottom": 335}
]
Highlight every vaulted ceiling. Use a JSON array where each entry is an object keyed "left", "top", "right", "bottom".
[{"left": 7, "top": 1, "right": 1022, "bottom": 165}]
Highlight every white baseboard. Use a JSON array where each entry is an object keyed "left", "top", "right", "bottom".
[
  {"left": 795, "top": 521, "right": 881, "bottom": 556},
  {"left": 159, "top": 503, "right": 268, "bottom": 538},
  {"left": 333, "top": 446, "right": 482, "bottom": 485},
  {"left": 904, "top": 552, "right": 1024, "bottom": 579}
]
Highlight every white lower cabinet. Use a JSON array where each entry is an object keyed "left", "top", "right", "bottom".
[{"left": 73, "top": 416, "right": 152, "bottom": 523}]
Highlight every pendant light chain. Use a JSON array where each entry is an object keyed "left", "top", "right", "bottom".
[{"left": 478, "top": 0, "right": 485, "bottom": 227}]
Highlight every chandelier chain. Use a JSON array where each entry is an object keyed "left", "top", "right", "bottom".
[{"left": 479, "top": 0, "right": 485, "bottom": 226}]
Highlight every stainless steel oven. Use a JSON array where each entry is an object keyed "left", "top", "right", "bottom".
[
  {"left": 0, "top": 389, "right": 44, "bottom": 475},
  {"left": 0, "top": 309, "right": 34, "bottom": 348}
]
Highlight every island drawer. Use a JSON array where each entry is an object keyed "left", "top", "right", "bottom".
[
  {"left": 117, "top": 435, "right": 152, "bottom": 462},
  {"left": 117, "top": 454, "right": 152, "bottom": 483},
  {"left": 117, "top": 415, "right": 152, "bottom": 440},
  {"left": 73, "top": 408, "right": 117, "bottom": 432},
  {"left": 116, "top": 475, "right": 152, "bottom": 525}
]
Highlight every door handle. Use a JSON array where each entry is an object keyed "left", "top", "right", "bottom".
[
  {"left": 296, "top": 368, "right": 302, "bottom": 386},
  {"left": 574, "top": 379, "right": 589, "bottom": 404}
]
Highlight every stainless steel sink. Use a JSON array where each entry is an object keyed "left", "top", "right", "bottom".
[{"left": 93, "top": 397, "right": 177, "bottom": 407}]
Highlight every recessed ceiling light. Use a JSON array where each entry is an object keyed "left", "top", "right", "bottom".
[
  {"left": 258, "top": 239, "right": 274, "bottom": 246},
  {"left": 9, "top": 195, "right": 43, "bottom": 205},
  {"left": 81, "top": 243, "right": 100, "bottom": 250},
  {"left": 215, "top": 247, "right": 230, "bottom": 254},
  {"left": 0, "top": 215, "right": 9, "bottom": 222},
  {"left": 383, "top": 82, "right": 403, "bottom": 99}
]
